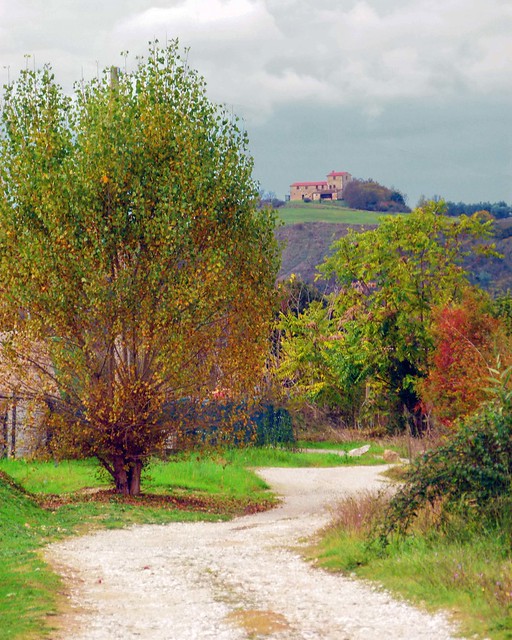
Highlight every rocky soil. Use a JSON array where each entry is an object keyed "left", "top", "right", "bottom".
[{"left": 47, "top": 465, "right": 462, "bottom": 639}]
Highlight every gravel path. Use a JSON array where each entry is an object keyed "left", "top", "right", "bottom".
[{"left": 47, "top": 465, "right": 462, "bottom": 639}]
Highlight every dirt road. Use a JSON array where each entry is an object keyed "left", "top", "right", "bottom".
[{"left": 47, "top": 466, "right": 461, "bottom": 639}]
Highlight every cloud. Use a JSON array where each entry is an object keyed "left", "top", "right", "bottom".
[
  {"left": 1, "top": 0, "right": 510, "bottom": 123},
  {"left": 0, "top": 1, "right": 509, "bottom": 204},
  {"left": 114, "top": 0, "right": 280, "bottom": 44},
  {"left": 109, "top": 0, "right": 512, "bottom": 122}
]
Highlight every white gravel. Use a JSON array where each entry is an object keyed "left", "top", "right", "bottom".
[{"left": 47, "top": 465, "right": 463, "bottom": 639}]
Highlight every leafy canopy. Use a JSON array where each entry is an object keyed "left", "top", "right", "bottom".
[
  {"left": 278, "top": 202, "right": 496, "bottom": 431},
  {"left": 0, "top": 42, "right": 279, "bottom": 494}
]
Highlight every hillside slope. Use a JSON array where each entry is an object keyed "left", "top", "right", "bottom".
[
  {"left": 276, "top": 221, "right": 512, "bottom": 294},
  {"left": 276, "top": 222, "right": 376, "bottom": 288}
]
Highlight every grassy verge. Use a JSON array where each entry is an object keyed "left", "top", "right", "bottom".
[
  {"left": 1, "top": 443, "right": 388, "bottom": 638},
  {"left": 312, "top": 491, "right": 512, "bottom": 640},
  {"left": 295, "top": 440, "right": 403, "bottom": 465},
  {"left": 0, "top": 455, "right": 273, "bottom": 639}
]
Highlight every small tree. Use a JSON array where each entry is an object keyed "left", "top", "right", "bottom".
[
  {"left": 279, "top": 202, "right": 496, "bottom": 432},
  {"left": 0, "top": 42, "right": 279, "bottom": 495},
  {"left": 419, "top": 290, "right": 510, "bottom": 426},
  {"left": 343, "top": 179, "right": 410, "bottom": 213}
]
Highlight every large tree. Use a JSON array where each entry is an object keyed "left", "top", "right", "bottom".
[
  {"left": 278, "top": 203, "right": 495, "bottom": 432},
  {"left": 0, "top": 42, "right": 279, "bottom": 494}
]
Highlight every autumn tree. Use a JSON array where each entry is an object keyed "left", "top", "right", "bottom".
[
  {"left": 419, "top": 291, "right": 511, "bottom": 427},
  {"left": 0, "top": 42, "right": 279, "bottom": 495},
  {"left": 278, "top": 202, "right": 495, "bottom": 432}
]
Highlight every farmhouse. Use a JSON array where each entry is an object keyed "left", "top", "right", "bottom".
[{"left": 290, "top": 170, "right": 353, "bottom": 202}]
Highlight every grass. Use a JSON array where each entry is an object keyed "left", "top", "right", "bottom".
[
  {"left": 313, "top": 491, "right": 512, "bottom": 640},
  {"left": 295, "top": 439, "right": 404, "bottom": 464},
  {"left": 0, "top": 458, "right": 107, "bottom": 494},
  {"left": 143, "top": 454, "right": 270, "bottom": 498},
  {"left": 0, "top": 442, "right": 396, "bottom": 638},
  {"left": 0, "top": 467, "right": 231, "bottom": 640},
  {"left": 0, "top": 440, "right": 389, "bottom": 498},
  {"left": 0, "top": 456, "right": 270, "bottom": 501},
  {"left": 277, "top": 201, "right": 398, "bottom": 226}
]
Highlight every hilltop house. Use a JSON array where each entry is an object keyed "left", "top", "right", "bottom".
[{"left": 290, "top": 170, "right": 353, "bottom": 202}]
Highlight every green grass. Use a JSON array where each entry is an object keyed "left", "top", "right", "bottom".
[
  {"left": 0, "top": 444, "right": 393, "bottom": 638},
  {"left": 0, "top": 472, "right": 62, "bottom": 639},
  {"left": 278, "top": 201, "right": 396, "bottom": 226},
  {"left": 143, "top": 455, "right": 270, "bottom": 498},
  {"left": 0, "top": 468, "right": 229, "bottom": 639},
  {"left": 0, "top": 458, "right": 108, "bottom": 494},
  {"left": 0, "top": 456, "right": 270, "bottom": 500},
  {"left": 313, "top": 494, "right": 512, "bottom": 640},
  {"left": 226, "top": 446, "right": 351, "bottom": 467}
]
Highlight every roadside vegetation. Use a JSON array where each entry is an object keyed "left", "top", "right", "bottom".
[
  {"left": 277, "top": 200, "right": 512, "bottom": 638},
  {"left": 312, "top": 381, "right": 512, "bottom": 639}
]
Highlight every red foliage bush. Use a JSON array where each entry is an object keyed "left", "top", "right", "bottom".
[{"left": 420, "top": 292, "right": 510, "bottom": 426}]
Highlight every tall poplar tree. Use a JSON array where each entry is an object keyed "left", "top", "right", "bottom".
[{"left": 0, "top": 42, "right": 279, "bottom": 494}]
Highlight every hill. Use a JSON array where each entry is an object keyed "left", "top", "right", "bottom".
[
  {"left": 276, "top": 216, "right": 512, "bottom": 294},
  {"left": 276, "top": 222, "right": 373, "bottom": 287}
]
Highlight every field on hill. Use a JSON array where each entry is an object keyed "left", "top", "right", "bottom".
[{"left": 277, "top": 201, "right": 389, "bottom": 226}]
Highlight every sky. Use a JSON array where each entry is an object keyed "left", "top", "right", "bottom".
[{"left": 0, "top": 0, "right": 511, "bottom": 206}]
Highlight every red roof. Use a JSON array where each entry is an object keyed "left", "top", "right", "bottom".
[
  {"left": 327, "top": 171, "right": 349, "bottom": 177},
  {"left": 290, "top": 181, "right": 328, "bottom": 187}
]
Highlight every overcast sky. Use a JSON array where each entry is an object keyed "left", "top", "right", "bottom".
[{"left": 1, "top": 0, "right": 511, "bottom": 205}]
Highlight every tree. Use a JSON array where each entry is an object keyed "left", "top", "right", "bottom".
[
  {"left": 343, "top": 179, "right": 410, "bottom": 213},
  {"left": 0, "top": 42, "right": 279, "bottom": 495},
  {"left": 419, "top": 290, "right": 510, "bottom": 427},
  {"left": 278, "top": 202, "right": 496, "bottom": 432},
  {"left": 444, "top": 200, "right": 512, "bottom": 219}
]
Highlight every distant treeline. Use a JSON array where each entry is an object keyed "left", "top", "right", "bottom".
[{"left": 444, "top": 200, "right": 512, "bottom": 218}]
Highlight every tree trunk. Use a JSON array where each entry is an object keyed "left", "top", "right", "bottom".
[
  {"left": 128, "top": 458, "right": 142, "bottom": 496},
  {"left": 113, "top": 454, "right": 129, "bottom": 495},
  {"left": 112, "top": 454, "right": 142, "bottom": 496}
]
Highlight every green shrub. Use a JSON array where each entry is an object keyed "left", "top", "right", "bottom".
[
  {"left": 251, "top": 405, "right": 295, "bottom": 447},
  {"left": 379, "top": 399, "right": 512, "bottom": 541}
]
